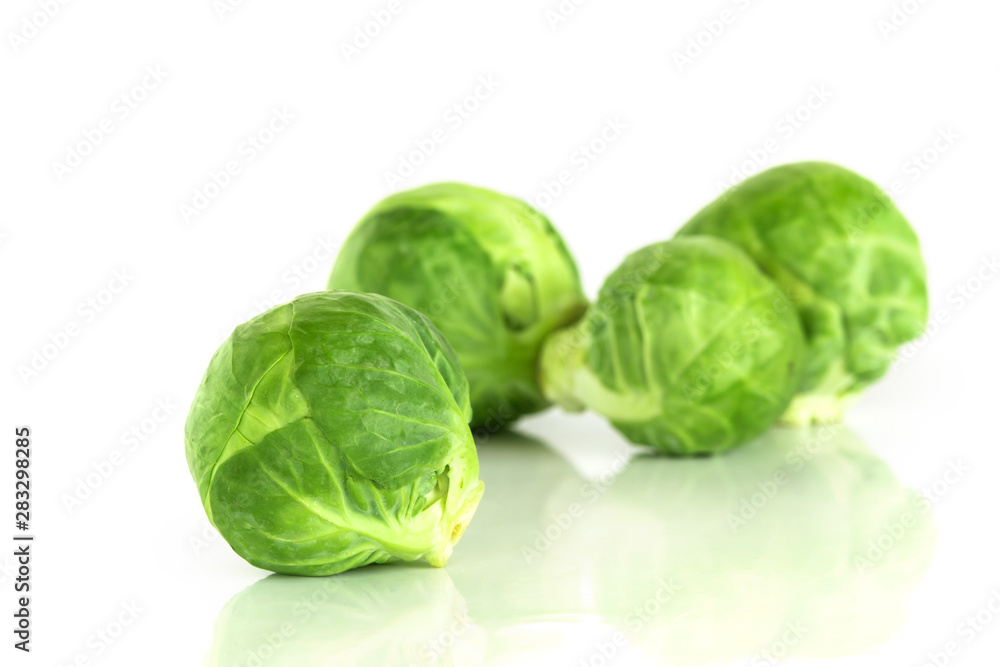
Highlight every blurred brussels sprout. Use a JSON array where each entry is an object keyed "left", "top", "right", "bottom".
[
  {"left": 328, "top": 183, "right": 587, "bottom": 430},
  {"left": 539, "top": 237, "right": 805, "bottom": 455},
  {"left": 185, "top": 291, "right": 484, "bottom": 576},
  {"left": 677, "top": 161, "right": 928, "bottom": 424}
]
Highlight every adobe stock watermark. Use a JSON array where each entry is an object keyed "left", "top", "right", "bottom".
[
  {"left": 544, "top": 0, "right": 593, "bottom": 31},
  {"left": 51, "top": 65, "right": 169, "bottom": 183},
  {"left": 748, "top": 621, "right": 809, "bottom": 666},
  {"left": 918, "top": 589, "right": 1000, "bottom": 667},
  {"left": 236, "top": 234, "right": 341, "bottom": 324},
  {"left": 854, "top": 459, "right": 968, "bottom": 573},
  {"left": 916, "top": 460, "right": 970, "bottom": 508},
  {"left": 876, "top": 0, "right": 932, "bottom": 41},
  {"left": 7, "top": 0, "right": 73, "bottom": 54},
  {"left": 189, "top": 518, "right": 223, "bottom": 557},
  {"left": 681, "top": 291, "right": 797, "bottom": 401},
  {"left": 16, "top": 268, "right": 135, "bottom": 385},
  {"left": 56, "top": 601, "right": 144, "bottom": 667},
  {"left": 530, "top": 116, "right": 628, "bottom": 211},
  {"left": 522, "top": 452, "right": 630, "bottom": 563},
  {"left": 846, "top": 125, "right": 959, "bottom": 246},
  {"left": 547, "top": 244, "right": 672, "bottom": 359},
  {"left": 672, "top": 0, "right": 757, "bottom": 73},
  {"left": 213, "top": 0, "right": 250, "bottom": 20},
  {"left": 471, "top": 401, "right": 516, "bottom": 445},
  {"left": 241, "top": 620, "right": 295, "bottom": 667},
  {"left": 383, "top": 75, "right": 500, "bottom": 191},
  {"left": 420, "top": 607, "right": 476, "bottom": 664},
  {"left": 578, "top": 580, "right": 682, "bottom": 666},
  {"left": 625, "top": 579, "right": 682, "bottom": 632},
  {"left": 340, "top": 0, "right": 418, "bottom": 63},
  {"left": 727, "top": 424, "right": 842, "bottom": 531},
  {"left": 178, "top": 106, "right": 296, "bottom": 223},
  {"left": 896, "top": 125, "right": 959, "bottom": 184},
  {"left": 61, "top": 398, "right": 179, "bottom": 514},
  {"left": 575, "top": 630, "right": 634, "bottom": 666},
  {"left": 237, "top": 578, "right": 351, "bottom": 666},
  {"left": 892, "top": 253, "right": 996, "bottom": 370},
  {"left": 714, "top": 84, "right": 834, "bottom": 195}
]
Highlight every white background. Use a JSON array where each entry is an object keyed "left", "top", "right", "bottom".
[{"left": 2, "top": 0, "right": 999, "bottom": 665}]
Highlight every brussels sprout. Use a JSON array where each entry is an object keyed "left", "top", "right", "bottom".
[
  {"left": 328, "top": 183, "right": 587, "bottom": 430},
  {"left": 539, "top": 237, "right": 805, "bottom": 455},
  {"left": 677, "top": 162, "right": 928, "bottom": 424},
  {"left": 184, "top": 291, "right": 484, "bottom": 576}
]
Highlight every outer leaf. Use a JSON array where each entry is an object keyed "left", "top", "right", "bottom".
[{"left": 184, "top": 291, "right": 484, "bottom": 575}]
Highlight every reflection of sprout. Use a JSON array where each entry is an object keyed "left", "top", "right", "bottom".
[
  {"left": 449, "top": 432, "right": 618, "bottom": 665},
  {"left": 544, "top": 427, "right": 936, "bottom": 665},
  {"left": 449, "top": 432, "right": 586, "bottom": 615},
  {"left": 204, "top": 567, "right": 485, "bottom": 666}
]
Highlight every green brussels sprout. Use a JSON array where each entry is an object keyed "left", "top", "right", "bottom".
[
  {"left": 184, "top": 291, "right": 484, "bottom": 576},
  {"left": 539, "top": 237, "right": 805, "bottom": 455},
  {"left": 328, "top": 183, "right": 587, "bottom": 431},
  {"left": 677, "top": 162, "right": 928, "bottom": 424}
]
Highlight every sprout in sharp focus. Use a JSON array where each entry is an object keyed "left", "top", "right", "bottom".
[
  {"left": 677, "top": 161, "right": 928, "bottom": 424},
  {"left": 184, "top": 291, "right": 484, "bottom": 576},
  {"left": 328, "top": 183, "right": 588, "bottom": 431},
  {"left": 539, "top": 237, "right": 805, "bottom": 456}
]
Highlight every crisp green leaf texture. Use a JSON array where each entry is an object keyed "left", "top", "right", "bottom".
[
  {"left": 184, "top": 292, "right": 484, "bottom": 576},
  {"left": 540, "top": 237, "right": 805, "bottom": 455},
  {"left": 677, "top": 162, "right": 928, "bottom": 423},
  {"left": 328, "top": 183, "right": 587, "bottom": 431}
]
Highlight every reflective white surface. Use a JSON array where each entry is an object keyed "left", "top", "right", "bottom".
[
  {"left": 201, "top": 426, "right": 939, "bottom": 666},
  {"left": 3, "top": 0, "right": 999, "bottom": 665}
]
